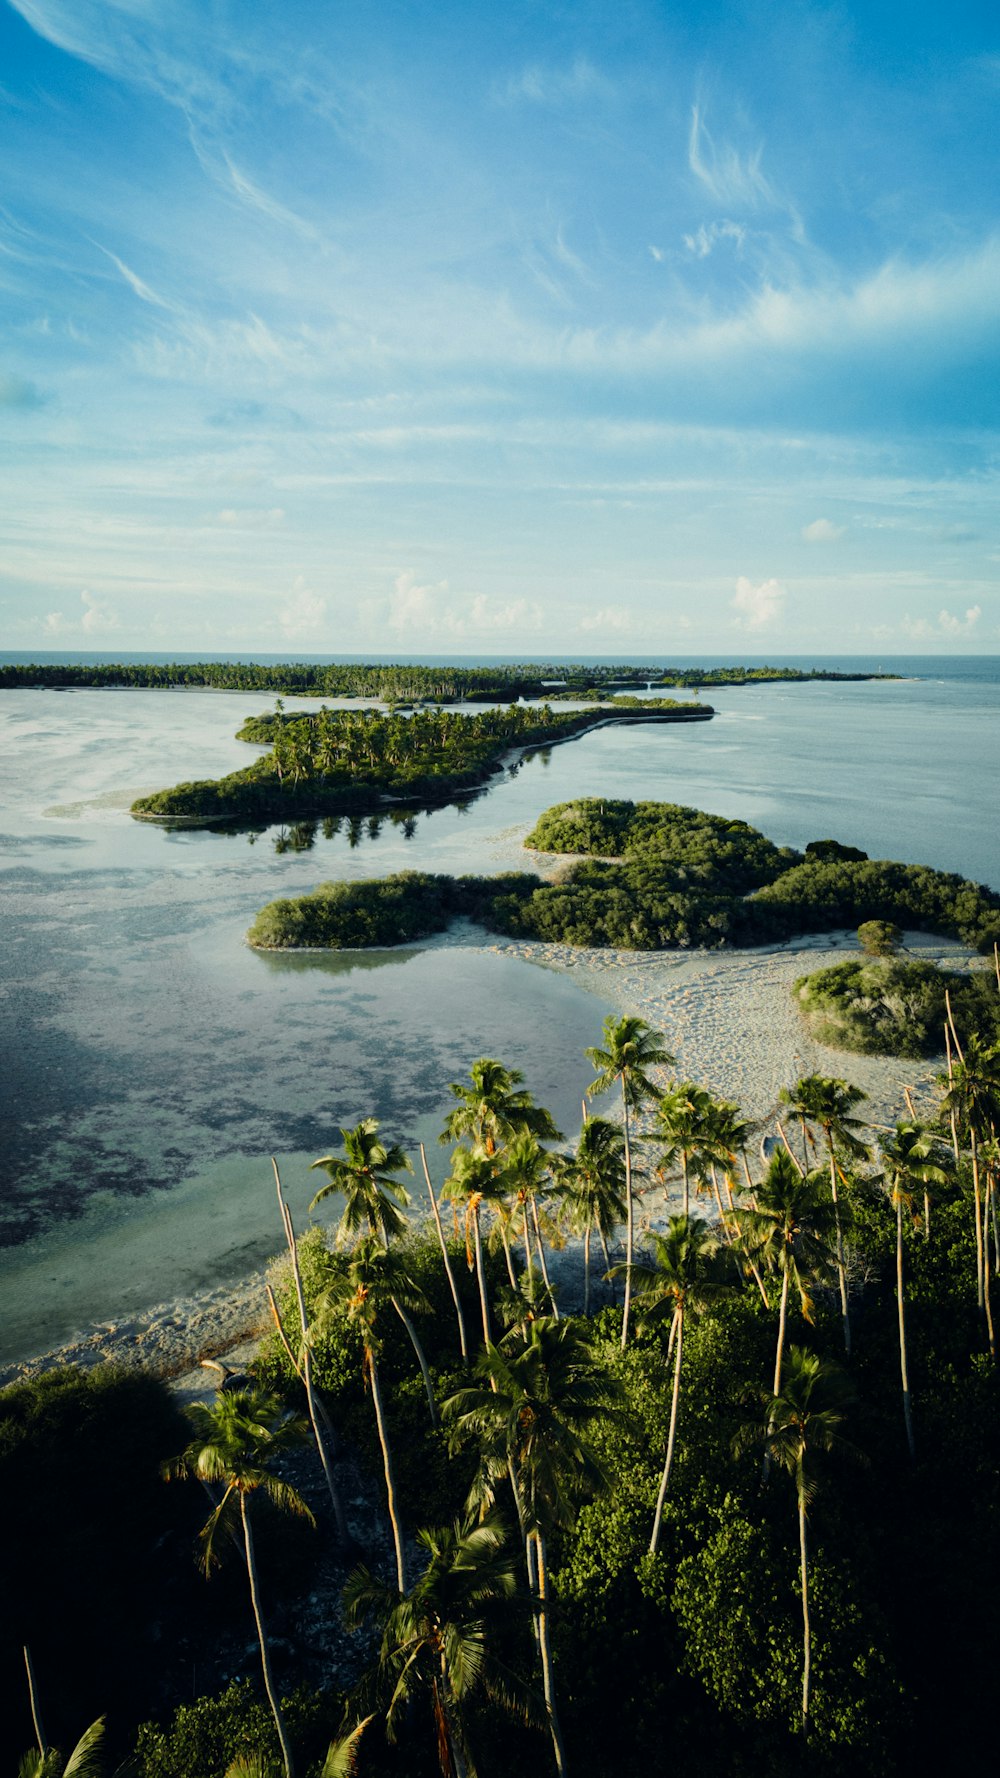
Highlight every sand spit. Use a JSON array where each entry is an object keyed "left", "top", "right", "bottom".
[{"left": 2, "top": 927, "right": 981, "bottom": 1392}]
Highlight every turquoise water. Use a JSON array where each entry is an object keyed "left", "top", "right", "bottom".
[{"left": 1, "top": 663, "right": 997, "bottom": 1358}]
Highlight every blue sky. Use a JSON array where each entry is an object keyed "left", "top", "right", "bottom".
[{"left": 2, "top": 0, "right": 998, "bottom": 655}]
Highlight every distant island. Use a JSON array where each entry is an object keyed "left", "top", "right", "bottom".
[
  {"left": 129, "top": 700, "right": 711, "bottom": 825},
  {"left": 0, "top": 658, "right": 900, "bottom": 696}
]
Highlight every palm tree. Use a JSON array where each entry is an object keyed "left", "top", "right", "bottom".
[
  {"left": 731, "top": 1149, "right": 838, "bottom": 1404},
  {"left": 551, "top": 1115, "right": 626, "bottom": 1315},
  {"left": 618, "top": 1216, "right": 726, "bottom": 1553},
  {"left": 738, "top": 1346, "right": 860, "bottom": 1733},
  {"left": 937, "top": 1035, "right": 1000, "bottom": 1316},
  {"left": 166, "top": 1387, "right": 315, "bottom": 1778},
  {"left": 443, "top": 1147, "right": 509, "bottom": 1346},
  {"left": 502, "top": 1129, "right": 559, "bottom": 1316},
  {"left": 586, "top": 1015, "right": 675, "bottom": 1349},
  {"left": 779, "top": 1076, "right": 868, "bottom": 1356},
  {"left": 343, "top": 1510, "right": 525, "bottom": 1778},
  {"left": 312, "top": 1123, "right": 435, "bottom": 1419},
  {"left": 444, "top": 1318, "right": 622, "bottom": 1777},
  {"left": 310, "top": 1117, "right": 414, "bottom": 1247},
  {"left": 441, "top": 1058, "right": 560, "bottom": 1158},
  {"left": 312, "top": 1236, "right": 430, "bottom": 1590},
  {"left": 654, "top": 1082, "right": 731, "bottom": 1217},
  {"left": 878, "top": 1123, "right": 950, "bottom": 1457},
  {"left": 224, "top": 1719, "right": 371, "bottom": 1778}
]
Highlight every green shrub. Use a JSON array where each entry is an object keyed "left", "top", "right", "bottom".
[
  {"left": 133, "top": 1679, "right": 337, "bottom": 1778},
  {"left": 793, "top": 957, "right": 1000, "bottom": 1057}
]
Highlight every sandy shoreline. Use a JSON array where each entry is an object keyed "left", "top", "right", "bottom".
[{"left": 1, "top": 918, "right": 977, "bottom": 1394}]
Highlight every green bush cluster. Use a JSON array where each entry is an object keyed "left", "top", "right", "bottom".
[{"left": 794, "top": 957, "right": 1000, "bottom": 1057}]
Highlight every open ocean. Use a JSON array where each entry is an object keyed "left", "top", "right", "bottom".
[{"left": 1, "top": 653, "right": 997, "bottom": 1360}]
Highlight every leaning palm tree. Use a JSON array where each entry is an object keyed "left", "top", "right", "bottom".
[
  {"left": 551, "top": 1115, "right": 627, "bottom": 1314},
  {"left": 616, "top": 1216, "right": 726, "bottom": 1553},
  {"left": 310, "top": 1117, "right": 414, "bottom": 1247},
  {"left": 878, "top": 1123, "right": 950, "bottom": 1458},
  {"left": 779, "top": 1076, "right": 868, "bottom": 1356},
  {"left": 165, "top": 1387, "right": 315, "bottom": 1778},
  {"left": 312, "top": 1237, "right": 429, "bottom": 1591},
  {"left": 586, "top": 1015, "right": 675, "bottom": 1348},
  {"left": 444, "top": 1318, "right": 622, "bottom": 1777},
  {"left": 731, "top": 1149, "right": 838, "bottom": 1403},
  {"left": 737, "top": 1346, "right": 861, "bottom": 1733},
  {"left": 343, "top": 1511, "right": 526, "bottom": 1778},
  {"left": 441, "top": 1058, "right": 560, "bottom": 1158}
]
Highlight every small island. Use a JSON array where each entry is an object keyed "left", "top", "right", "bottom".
[
  {"left": 129, "top": 700, "right": 711, "bottom": 826},
  {"left": 247, "top": 797, "right": 1000, "bottom": 957}
]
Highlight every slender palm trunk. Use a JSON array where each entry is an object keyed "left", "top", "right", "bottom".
[
  {"left": 681, "top": 1153, "right": 690, "bottom": 1217},
  {"left": 367, "top": 1348, "right": 407, "bottom": 1591},
  {"left": 798, "top": 1490, "right": 811, "bottom": 1733},
  {"left": 709, "top": 1163, "right": 727, "bottom": 1225},
  {"left": 583, "top": 1223, "right": 592, "bottom": 1316},
  {"left": 826, "top": 1143, "right": 851, "bottom": 1356},
  {"left": 273, "top": 1163, "right": 350, "bottom": 1544},
  {"left": 764, "top": 1268, "right": 790, "bottom": 1481},
  {"left": 649, "top": 1305, "right": 683, "bottom": 1555},
  {"left": 23, "top": 1645, "right": 48, "bottom": 1760},
  {"left": 531, "top": 1197, "right": 559, "bottom": 1319},
  {"left": 984, "top": 1178, "right": 996, "bottom": 1362},
  {"left": 621, "top": 1089, "right": 634, "bottom": 1349},
  {"left": 773, "top": 1267, "right": 790, "bottom": 1397},
  {"left": 522, "top": 1198, "right": 535, "bottom": 1273},
  {"left": 533, "top": 1529, "right": 568, "bottom": 1777},
  {"left": 438, "top": 1661, "right": 470, "bottom": 1778},
  {"left": 420, "top": 1144, "right": 468, "bottom": 1364},
  {"left": 472, "top": 1206, "right": 492, "bottom": 1345},
  {"left": 499, "top": 1217, "right": 518, "bottom": 1290},
  {"left": 598, "top": 1226, "right": 614, "bottom": 1301},
  {"left": 392, "top": 1298, "right": 438, "bottom": 1424},
  {"left": 896, "top": 1197, "right": 915, "bottom": 1459},
  {"left": 972, "top": 1127, "right": 985, "bottom": 1314},
  {"left": 240, "top": 1494, "right": 296, "bottom": 1778}
]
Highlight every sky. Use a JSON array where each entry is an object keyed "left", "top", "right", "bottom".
[{"left": 1, "top": 0, "right": 998, "bottom": 657}]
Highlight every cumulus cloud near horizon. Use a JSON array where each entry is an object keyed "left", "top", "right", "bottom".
[
  {"left": 731, "top": 575, "right": 786, "bottom": 629},
  {"left": 387, "top": 571, "right": 542, "bottom": 637}
]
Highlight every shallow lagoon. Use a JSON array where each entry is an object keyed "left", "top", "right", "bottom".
[{"left": 2, "top": 671, "right": 999, "bottom": 1361}]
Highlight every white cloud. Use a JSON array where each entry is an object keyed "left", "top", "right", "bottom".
[
  {"left": 902, "top": 605, "right": 982, "bottom": 639},
  {"left": 213, "top": 507, "right": 286, "bottom": 527},
  {"left": 802, "top": 518, "right": 844, "bottom": 543},
  {"left": 688, "top": 105, "right": 784, "bottom": 213},
  {"left": 731, "top": 575, "right": 786, "bottom": 629},
  {"left": 44, "top": 589, "right": 120, "bottom": 635},
  {"left": 499, "top": 57, "right": 611, "bottom": 106},
  {"left": 279, "top": 576, "right": 326, "bottom": 639},
  {"left": 96, "top": 244, "right": 174, "bottom": 310},
  {"left": 579, "top": 606, "right": 634, "bottom": 633},
  {"left": 682, "top": 220, "right": 747, "bottom": 259},
  {"left": 387, "top": 571, "right": 541, "bottom": 637}
]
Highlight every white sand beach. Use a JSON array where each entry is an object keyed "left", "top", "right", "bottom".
[{"left": 2, "top": 921, "right": 978, "bottom": 1394}]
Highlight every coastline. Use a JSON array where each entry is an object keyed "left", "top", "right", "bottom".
[{"left": 2, "top": 922, "right": 974, "bottom": 1391}]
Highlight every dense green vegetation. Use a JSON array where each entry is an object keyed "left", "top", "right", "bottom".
[
  {"left": 793, "top": 956, "right": 1000, "bottom": 1057},
  {"left": 249, "top": 797, "right": 1000, "bottom": 956},
  {"left": 130, "top": 705, "right": 710, "bottom": 825},
  {"left": 0, "top": 659, "right": 895, "bottom": 695},
  {"left": 7, "top": 1020, "right": 1000, "bottom": 1778}
]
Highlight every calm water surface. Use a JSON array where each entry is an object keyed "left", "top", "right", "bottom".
[{"left": 1, "top": 662, "right": 998, "bottom": 1359}]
